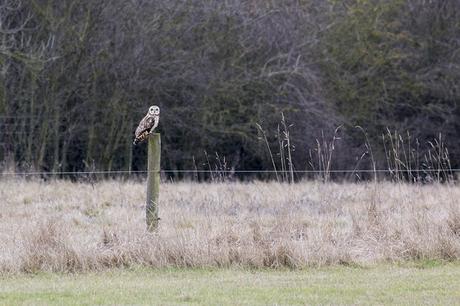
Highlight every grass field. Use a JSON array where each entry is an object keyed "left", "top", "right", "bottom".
[
  {"left": 1, "top": 179, "right": 460, "bottom": 273},
  {"left": 1, "top": 179, "right": 459, "bottom": 304},
  {"left": 1, "top": 263, "right": 460, "bottom": 305}
]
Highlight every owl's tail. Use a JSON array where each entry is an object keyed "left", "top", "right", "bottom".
[{"left": 133, "top": 130, "right": 149, "bottom": 146}]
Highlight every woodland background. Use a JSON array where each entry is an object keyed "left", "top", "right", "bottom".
[{"left": 0, "top": 0, "right": 459, "bottom": 179}]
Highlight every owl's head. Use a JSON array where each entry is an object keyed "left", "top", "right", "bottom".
[{"left": 148, "top": 105, "right": 160, "bottom": 116}]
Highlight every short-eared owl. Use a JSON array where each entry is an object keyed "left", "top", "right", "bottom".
[{"left": 133, "top": 105, "right": 160, "bottom": 145}]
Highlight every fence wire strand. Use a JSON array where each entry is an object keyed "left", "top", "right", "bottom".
[{"left": 0, "top": 168, "right": 459, "bottom": 176}]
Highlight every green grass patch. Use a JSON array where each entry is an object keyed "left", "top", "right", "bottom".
[{"left": 1, "top": 264, "right": 460, "bottom": 305}]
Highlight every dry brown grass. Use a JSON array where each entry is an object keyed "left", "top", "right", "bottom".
[{"left": 0, "top": 179, "right": 459, "bottom": 274}]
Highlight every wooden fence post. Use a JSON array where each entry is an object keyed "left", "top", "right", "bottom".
[{"left": 146, "top": 133, "right": 161, "bottom": 231}]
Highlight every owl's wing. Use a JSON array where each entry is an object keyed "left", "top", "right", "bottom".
[{"left": 135, "top": 115, "right": 155, "bottom": 138}]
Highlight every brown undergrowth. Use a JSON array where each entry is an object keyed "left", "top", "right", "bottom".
[{"left": 0, "top": 180, "right": 459, "bottom": 274}]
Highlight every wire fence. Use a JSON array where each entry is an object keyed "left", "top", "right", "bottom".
[
  {"left": 0, "top": 168, "right": 459, "bottom": 176},
  {"left": 1, "top": 115, "right": 457, "bottom": 181}
]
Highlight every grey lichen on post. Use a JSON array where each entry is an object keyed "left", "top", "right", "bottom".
[{"left": 146, "top": 133, "right": 161, "bottom": 231}]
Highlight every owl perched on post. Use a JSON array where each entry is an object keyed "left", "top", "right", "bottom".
[{"left": 133, "top": 105, "right": 160, "bottom": 145}]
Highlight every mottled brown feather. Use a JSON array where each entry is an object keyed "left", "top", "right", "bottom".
[
  {"left": 133, "top": 113, "right": 159, "bottom": 145},
  {"left": 135, "top": 116, "right": 154, "bottom": 138}
]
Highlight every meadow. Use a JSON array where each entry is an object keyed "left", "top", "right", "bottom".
[
  {"left": 0, "top": 179, "right": 459, "bottom": 273},
  {"left": 2, "top": 264, "right": 460, "bottom": 305}
]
